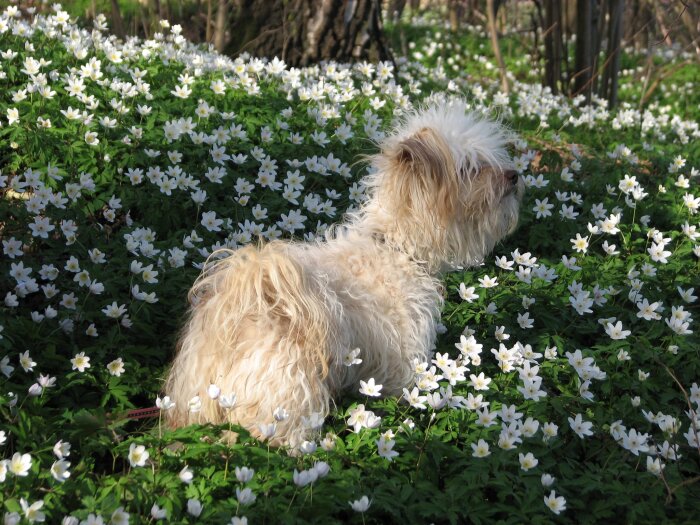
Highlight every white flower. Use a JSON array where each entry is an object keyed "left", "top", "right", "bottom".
[
  {"left": 543, "top": 422, "right": 559, "bottom": 440},
  {"left": 648, "top": 242, "right": 671, "bottom": 263},
  {"left": 236, "top": 487, "right": 256, "bottom": 506},
  {"left": 258, "top": 422, "right": 277, "bottom": 440},
  {"left": 636, "top": 298, "right": 662, "bottom": 321},
  {"left": 533, "top": 197, "right": 554, "bottom": 218},
  {"left": 110, "top": 507, "right": 130, "bottom": 525},
  {"left": 313, "top": 460, "right": 330, "bottom": 478},
  {"left": 155, "top": 395, "right": 175, "bottom": 411},
  {"left": 544, "top": 490, "right": 567, "bottom": 515},
  {"left": 519, "top": 452, "right": 538, "bottom": 471},
  {"left": 541, "top": 473, "right": 555, "bottom": 487},
  {"left": 376, "top": 436, "right": 399, "bottom": 461},
  {"left": 200, "top": 210, "right": 223, "bottom": 232},
  {"left": 601, "top": 240, "right": 619, "bottom": 255},
  {"left": 50, "top": 459, "right": 71, "bottom": 482},
  {"left": 78, "top": 513, "right": 102, "bottom": 525},
  {"left": 570, "top": 233, "right": 589, "bottom": 253},
  {"left": 403, "top": 387, "right": 427, "bottom": 409},
  {"left": 19, "top": 351, "right": 37, "bottom": 372},
  {"left": 179, "top": 465, "right": 194, "bottom": 484},
  {"left": 568, "top": 413, "right": 593, "bottom": 439},
  {"left": 102, "top": 301, "right": 127, "bottom": 319},
  {"left": 469, "top": 372, "right": 491, "bottom": 391},
  {"left": 343, "top": 347, "right": 362, "bottom": 366},
  {"left": 106, "top": 358, "right": 125, "bottom": 377},
  {"left": 127, "top": 443, "right": 149, "bottom": 467},
  {"left": 646, "top": 456, "right": 665, "bottom": 476},
  {"left": 7, "top": 107, "right": 20, "bottom": 125},
  {"left": 187, "top": 499, "right": 203, "bottom": 517},
  {"left": 53, "top": 440, "right": 71, "bottom": 459},
  {"left": 359, "top": 377, "right": 383, "bottom": 397},
  {"left": 478, "top": 275, "right": 498, "bottom": 288},
  {"left": 273, "top": 407, "right": 289, "bottom": 421},
  {"left": 150, "top": 504, "right": 167, "bottom": 520},
  {"left": 517, "top": 311, "right": 534, "bottom": 329},
  {"left": 218, "top": 393, "right": 236, "bottom": 410},
  {"left": 235, "top": 466, "right": 255, "bottom": 483},
  {"left": 621, "top": 428, "right": 650, "bottom": 455},
  {"left": 70, "top": 352, "right": 90, "bottom": 372},
  {"left": 299, "top": 440, "right": 317, "bottom": 454},
  {"left": 293, "top": 468, "right": 317, "bottom": 487},
  {"left": 8, "top": 452, "right": 32, "bottom": 476},
  {"left": 471, "top": 438, "right": 490, "bottom": 457},
  {"left": 458, "top": 283, "right": 478, "bottom": 302},
  {"left": 349, "top": 496, "right": 371, "bottom": 512},
  {"left": 678, "top": 286, "right": 697, "bottom": 303},
  {"left": 605, "top": 321, "right": 630, "bottom": 340},
  {"left": 84, "top": 130, "right": 99, "bottom": 146},
  {"left": 188, "top": 395, "right": 202, "bottom": 413},
  {"left": 207, "top": 383, "right": 221, "bottom": 399},
  {"left": 20, "top": 499, "right": 45, "bottom": 523},
  {"left": 171, "top": 84, "right": 192, "bottom": 99}
]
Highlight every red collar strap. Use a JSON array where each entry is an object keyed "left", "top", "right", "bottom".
[{"left": 125, "top": 406, "right": 161, "bottom": 420}]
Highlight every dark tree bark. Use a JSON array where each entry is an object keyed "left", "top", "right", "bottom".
[
  {"left": 572, "top": 0, "right": 595, "bottom": 101},
  {"left": 205, "top": 0, "right": 213, "bottom": 42},
  {"left": 636, "top": 1, "right": 653, "bottom": 52},
  {"left": 226, "top": 0, "right": 393, "bottom": 67},
  {"left": 110, "top": 0, "right": 126, "bottom": 39},
  {"left": 599, "top": 0, "right": 624, "bottom": 107},
  {"left": 213, "top": 0, "right": 227, "bottom": 51},
  {"left": 448, "top": 0, "right": 464, "bottom": 32},
  {"left": 543, "top": 0, "right": 563, "bottom": 93},
  {"left": 673, "top": 0, "right": 700, "bottom": 59},
  {"left": 388, "top": 0, "right": 407, "bottom": 24},
  {"left": 486, "top": 0, "right": 509, "bottom": 93}
]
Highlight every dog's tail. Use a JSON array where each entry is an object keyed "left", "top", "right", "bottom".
[{"left": 164, "top": 241, "right": 336, "bottom": 446}]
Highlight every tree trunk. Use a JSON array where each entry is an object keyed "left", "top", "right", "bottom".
[
  {"left": 152, "top": 0, "right": 166, "bottom": 21},
  {"left": 637, "top": 1, "right": 653, "bottom": 51},
  {"left": 226, "top": 0, "right": 393, "bottom": 67},
  {"left": 591, "top": 0, "right": 604, "bottom": 90},
  {"left": 600, "top": 0, "right": 624, "bottom": 107},
  {"left": 543, "top": 0, "right": 563, "bottom": 93},
  {"left": 140, "top": 1, "right": 151, "bottom": 37},
  {"left": 448, "top": 0, "right": 462, "bottom": 32},
  {"left": 213, "top": 0, "right": 227, "bottom": 51},
  {"left": 206, "top": 0, "right": 213, "bottom": 42},
  {"left": 486, "top": 0, "right": 509, "bottom": 93},
  {"left": 673, "top": 1, "right": 700, "bottom": 59},
  {"left": 653, "top": 3, "right": 672, "bottom": 46},
  {"left": 388, "top": 0, "right": 407, "bottom": 24},
  {"left": 110, "top": 0, "right": 126, "bottom": 39},
  {"left": 573, "top": 0, "right": 595, "bottom": 101}
]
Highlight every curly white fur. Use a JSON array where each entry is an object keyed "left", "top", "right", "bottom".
[{"left": 165, "top": 99, "right": 524, "bottom": 448}]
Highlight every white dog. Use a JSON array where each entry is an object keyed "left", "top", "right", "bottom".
[{"left": 165, "top": 99, "right": 523, "bottom": 448}]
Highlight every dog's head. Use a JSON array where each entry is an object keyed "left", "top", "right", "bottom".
[{"left": 362, "top": 99, "right": 524, "bottom": 270}]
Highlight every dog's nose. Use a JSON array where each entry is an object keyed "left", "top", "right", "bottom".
[{"left": 504, "top": 170, "right": 518, "bottom": 185}]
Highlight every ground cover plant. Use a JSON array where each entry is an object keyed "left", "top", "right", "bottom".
[{"left": 1, "top": 4, "right": 699, "bottom": 524}]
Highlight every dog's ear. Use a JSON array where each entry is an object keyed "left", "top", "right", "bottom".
[
  {"left": 395, "top": 127, "right": 445, "bottom": 170},
  {"left": 388, "top": 127, "right": 461, "bottom": 226}
]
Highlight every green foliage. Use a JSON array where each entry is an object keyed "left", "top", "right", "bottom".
[{"left": 0, "top": 5, "right": 699, "bottom": 525}]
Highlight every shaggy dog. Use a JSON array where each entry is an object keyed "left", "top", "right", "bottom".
[{"left": 165, "top": 99, "right": 524, "bottom": 448}]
